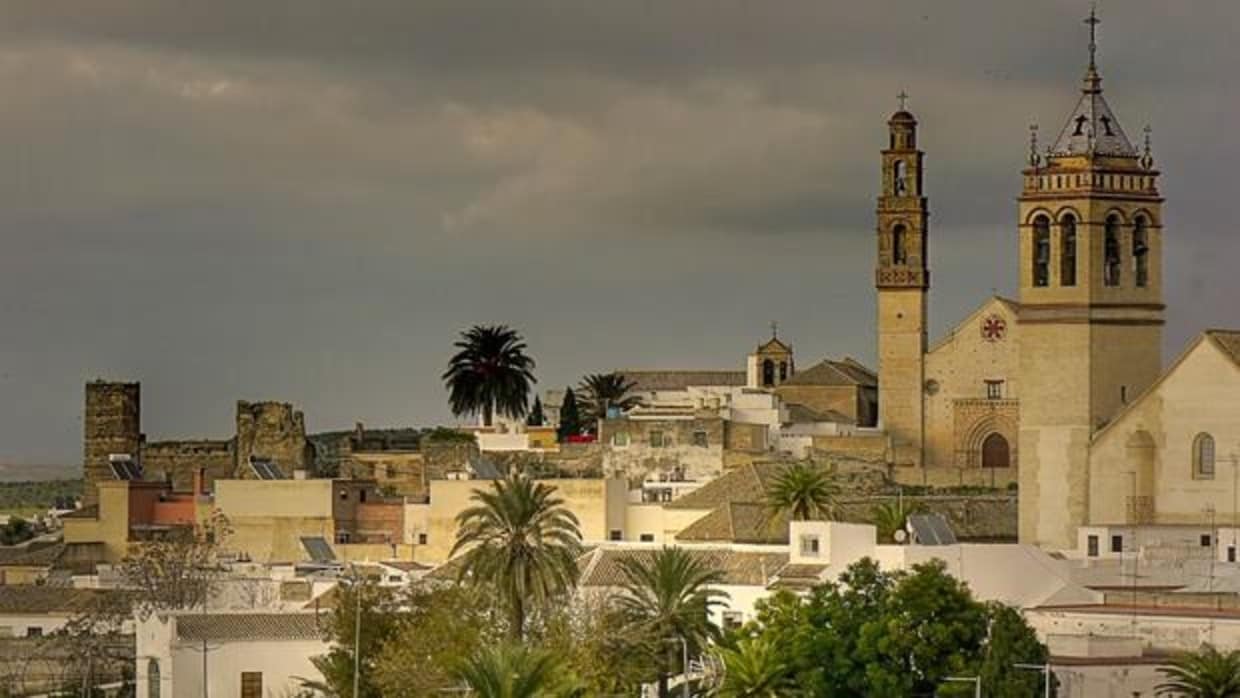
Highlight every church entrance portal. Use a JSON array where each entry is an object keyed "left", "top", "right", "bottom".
[{"left": 981, "top": 433, "right": 1011, "bottom": 469}]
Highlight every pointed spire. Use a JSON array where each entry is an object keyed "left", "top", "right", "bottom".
[{"left": 1082, "top": 5, "right": 1103, "bottom": 93}]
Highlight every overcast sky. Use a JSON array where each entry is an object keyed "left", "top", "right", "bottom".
[{"left": 1, "top": 1, "right": 1237, "bottom": 464}]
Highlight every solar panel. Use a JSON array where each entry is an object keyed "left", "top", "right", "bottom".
[
  {"left": 907, "top": 513, "right": 958, "bottom": 546},
  {"left": 249, "top": 458, "right": 287, "bottom": 480},
  {"left": 301, "top": 536, "right": 336, "bottom": 563},
  {"left": 108, "top": 460, "right": 142, "bottom": 481}
]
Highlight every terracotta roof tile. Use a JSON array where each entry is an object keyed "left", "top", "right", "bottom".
[
  {"left": 577, "top": 547, "right": 787, "bottom": 587},
  {"left": 0, "top": 587, "right": 124, "bottom": 615},
  {"left": 176, "top": 612, "right": 325, "bottom": 642},
  {"left": 676, "top": 503, "right": 788, "bottom": 545},
  {"left": 782, "top": 359, "right": 876, "bottom": 387},
  {"left": 618, "top": 370, "right": 746, "bottom": 393}
]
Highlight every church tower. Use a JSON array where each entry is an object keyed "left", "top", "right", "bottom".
[
  {"left": 876, "top": 102, "right": 930, "bottom": 466},
  {"left": 1018, "top": 10, "right": 1164, "bottom": 548}
]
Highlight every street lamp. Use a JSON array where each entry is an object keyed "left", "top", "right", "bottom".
[
  {"left": 1014, "top": 662, "right": 1052, "bottom": 698},
  {"left": 943, "top": 675, "right": 981, "bottom": 698}
]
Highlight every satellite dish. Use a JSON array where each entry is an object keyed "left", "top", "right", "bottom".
[{"left": 893, "top": 529, "right": 908, "bottom": 544}]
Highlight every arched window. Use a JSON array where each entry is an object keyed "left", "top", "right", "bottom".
[
  {"left": 893, "top": 160, "right": 908, "bottom": 196},
  {"left": 892, "top": 224, "right": 908, "bottom": 265},
  {"left": 761, "top": 359, "right": 775, "bottom": 387},
  {"left": 1104, "top": 215, "right": 1122, "bottom": 287},
  {"left": 1194, "top": 433, "right": 1216, "bottom": 480},
  {"left": 148, "top": 659, "right": 161, "bottom": 698},
  {"left": 1032, "top": 216, "right": 1050, "bottom": 287},
  {"left": 1133, "top": 216, "right": 1150, "bottom": 288},
  {"left": 778, "top": 362, "right": 788, "bottom": 382},
  {"left": 1060, "top": 214, "right": 1077, "bottom": 287},
  {"left": 981, "top": 433, "right": 1011, "bottom": 468}
]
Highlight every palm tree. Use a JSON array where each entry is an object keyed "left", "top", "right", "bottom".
[
  {"left": 615, "top": 547, "right": 730, "bottom": 698},
  {"left": 764, "top": 463, "right": 840, "bottom": 523},
  {"left": 443, "top": 325, "right": 537, "bottom": 427},
  {"left": 455, "top": 643, "right": 583, "bottom": 698},
  {"left": 450, "top": 475, "right": 583, "bottom": 640},
  {"left": 871, "top": 498, "right": 924, "bottom": 544},
  {"left": 1157, "top": 644, "right": 1240, "bottom": 697},
  {"left": 577, "top": 372, "right": 640, "bottom": 427},
  {"left": 713, "top": 636, "right": 794, "bottom": 698}
]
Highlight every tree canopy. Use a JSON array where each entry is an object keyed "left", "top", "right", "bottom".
[{"left": 443, "top": 324, "right": 537, "bottom": 426}]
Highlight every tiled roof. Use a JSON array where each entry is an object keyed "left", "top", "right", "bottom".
[
  {"left": 577, "top": 547, "right": 787, "bottom": 587},
  {"left": 176, "top": 613, "right": 325, "bottom": 642},
  {"left": 768, "top": 563, "right": 829, "bottom": 590},
  {"left": 0, "top": 587, "right": 123, "bottom": 615},
  {"left": 1207, "top": 330, "right": 1240, "bottom": 367},
  {"left": 619, "top": 370, "right": 746, "bottom": 393},
  {"left": 665, "top": 463, "right": 789, "bottom": 511},
  {"left": 781, "top": 358, "right": 876, "bottom": 387},
  {"left": 676, "top": 502, "right": 788, "bottom": 545},
  {"left": 0, "top": 542, "right": 64, "bottom": 568},
  {"left": 756, "top": 337, "right": 792, "bottom": 354}
]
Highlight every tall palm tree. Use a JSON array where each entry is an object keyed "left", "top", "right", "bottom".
[
  {"left": 713, "top": 636, "right": 794, "bottom": 698},
  {"left": 577, "top": 372, "right": 640, "bottom": 427},
  {"left": 764, "top": 463, "right": 840, "bottom": 523},
  {"left": 450, "top": 475, "right": 582, "bottom": 640},
  {"left": 443, "top": 325, "right": 537, "bottom": 427},
  {"left": 1157, "top": 644, "right": 1240, "bottom": 697},
  {"left": 615, "top": 547, "right": 730, "bottom": 698},
  {"left": 454, "top": 643, "right": 583, "bottom": 698}
]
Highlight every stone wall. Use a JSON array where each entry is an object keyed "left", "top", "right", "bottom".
[
  {"left": 83, "top": 381, "right": 142, "bottom": 506},
  {"left": 142, "top": 440, "right": 234, "bottom": 492},
  {"left": 599, "top": 416, "right": 726, "bottom": 482},
  {"left": 838, "top": 494, "right": 1018, "bottom": 541},
  {"left": 235, "top": 401, "right": 309, "bottom": 478}
]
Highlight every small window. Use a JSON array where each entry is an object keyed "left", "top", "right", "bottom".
[
  {"left": 25, "top": 626, "right": 42, "bottom": 638},
  {"left": 762, "top": 359, "right": 775, "bottom": 387},
  {"left": 335, "top": 531, "right": 351, "bottom": 545},
  {"left": 892, "top": 224, "right": 908, "bottom": 265},
  {"left": 611, "top": 432, "right": 630, "bottom": 447},
  {"left": 359, "top": 489, "right": 367, "bottom": 503},
  {"left": 649, "top": 431, "right": 667, "bottom": 448},
  {"left": 692, "top": 430, "right": 709, "bottom": 448},
  {"left": 241, "top": 672, "right": 263, "bottom": 698},
  {"left": 1111, "top": 535, "right": 1123, "bottom": 553},
  {"left": 893, "top": 160, "right": 908, "bottom": 196},
  {"left": 639, "top": 533, "right": 655, "bottom": 543},
  {"left": 985, "top": 380, "right": 1004, "bottom": 400},
  {"left": 1229, "top": 547, "right": 1236, "bottom": 563},
  {"left": 388, "top": 575, "right": 401, "bottom": 583},
  {"left": 417, "top": 533, "right": 427, "bottom": 545},
  {"left": 1120, "top": 385, "right": 1128, "bottom": 404},
  {"left": 609, "top": 530, "right": 622, "bottom": 541},
  {"left": 1133, "top": 216, "right": 1150, "bottom": 288},
  {"left": 1194, "top": 433, "right": 1216, "bottom": 480},
  {"left": 1087, "top": 535, "right": 1099, "bottom": 558},
  {"left": 339, "top": 490, "right": 348, "bottom": 501},
  {"left": 778, "top": 361, "right": 788, "bottom": 382},
  {"left": 800, "top": 535, "right": 821, "bottom": 557},
  {"left": 1032, "top": 216, "right": 1051, "bottom": 287},
  {"left": 384, "top": 465, "right": 396, "bottom": 479},
  {"left": 1060, "top": 215, "right": 1077, "bottom": 286},
  {"left": 1201, "top": 534, "right": 1213, "bottom": 548},
  {"left": 1104, "top": 215, "right": 1122, "bottom": 287}
]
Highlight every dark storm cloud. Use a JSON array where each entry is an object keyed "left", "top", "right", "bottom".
[{"left": 0, "top": 1, "right": 1237, "bottom": 463}]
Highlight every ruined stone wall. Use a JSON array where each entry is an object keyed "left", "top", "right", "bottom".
[
  {"left": 235, "top": 401, "right": 309, "bottom": 477},
  {"left": 83, "top": 381, "right": 141, "bottom": 506},
  {"left": 141, "top": 440, "right": 235, "bottom": 492},
  {"left": 599, "top": 417, "right": 726, "bottom": 482}
]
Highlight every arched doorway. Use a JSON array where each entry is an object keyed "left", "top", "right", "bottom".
[{"left": 981, "top": 433, "right": 1011, "bottom": 469}]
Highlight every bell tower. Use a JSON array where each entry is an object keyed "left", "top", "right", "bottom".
[
  {"left": 876, "top": 98, "right": 930, "bottom": 466},
  {"left": 1018, "top": 9, "right": 1164, "bottom": 548}
]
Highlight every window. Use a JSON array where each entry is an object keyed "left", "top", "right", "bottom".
[
  {"left": 1060, "top": 214, "right": 1077, "bottom": 286},
  {"left": 1121, "top": 385, "right": 1128, "bottom": 404},
  {"left": 800, "top": 535, "right": 821, "bottom": 557},
  {"left": 984, "top": 380, "right": 1004, "bottom": 400},
  {"left": 892, "top": 224, "right": 908, "bottom": 265},
  {"left": 893, "top": 160, "right": 908, "bottom": 196},
  {"left": 762, "top": 359, "right": 775, "bottom": 387},
  {"left": 722, "top": 611, "right": 744, "bottom": 630},
  {"left": 692, "top": 430, "right": 709, "bottom": 448},
  {"left": 1230, "top": 547, "right": 1236, "bottom": 563},
  {"left": 612, "top": 432, "right": 630, "bottom": 447},
  {"left": 1194, "top": 433, "right": 1216, "bottom": 479},
  {"left": 241, "top": 672, "right": 263, "bottom": 698},
  {"left": 1032, "top": 216, "right": 1050, "bottom": 287},
  {"left": 1133, "top": 216, "right": 1150, "bottom": 287},
  {"left": 639, "top": 533, "right": 655, "bottom": 543},
  {"left": 417, "top": 533, "right": 428, "bottom": 545},
  {"left": 359, "top": 489, "right": 367, "bottom": 503},
  {"left": 384, "top": 465, "right": 396, "bottom": 480},
  {"left": 649, "top": 430, "right": 666, "bottom": 448},
  {"left": 779, "top": 361, "right": 788, "bottom": 382},
  {"left": 1202, "top": 534, "right": 1213, "bottom": 548},
  {"left": 1104, "top": 215, "right": 1122, "bottom": 286},
  {"left": 1111, "top": 535, "right": 1123, "bottom": 553},
  {"left": 25, "top": 627, "right": 42, "bottom": 638},
  {"left": 1087, "top": 535, "right": 1099, "bottom": 558},
  {"left": 609, "top": 530, "right": 622, "bottom": 541},
  {"left": 148, "top": 659, "right": 160, "bottom": 698},
  {"left": 335, "top": 531, "right": 351, "bottom": 544},
  {"left": 339, "top": 490, "right": 348, "bottom": 501}
]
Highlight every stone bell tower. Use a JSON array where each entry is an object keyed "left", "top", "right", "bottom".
[
  {"left": 876, "top": 98, "right": 930, "bottom": 466},
  {"left": 1018, "top": 9, "right": 1164, "bottom": 548}
]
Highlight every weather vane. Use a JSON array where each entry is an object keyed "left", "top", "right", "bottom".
[{"left": 897, "top": 91, "right": 909, "bottom": 111}]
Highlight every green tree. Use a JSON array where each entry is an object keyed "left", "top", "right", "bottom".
[
  {"left": 870, "top": 498, "right": 923, "bottom": 544},
  {"left": 120, "top": 510, "right": 233, "bottom": 616},
  {"left": 310, "top": 581, "right": 404, "bottom": 698},
  {"left": 577, "top": 372, "right": 640, "bottom": 429},
  {"left": 526, "top": 395, "right": 546, "bottom": 426},
  {"left": 0, "top": 516, "right": 34, "bottom": 546},
  {"left": 976, "top": 603, "right": 1049, "bottom": 696},
  {"left": 557, "top": 387, "right": 583, "bottom": 441},
  {"left": 451, "top": 475, "right": 583, "bottom": 640},
  {"left": 764, "top": 463, "right": 840, "bottom": 523},
  {"left": 615, "top": 547, "right": 730, "bottom": 698},
  {"left": 713, "top": 635, "right": 794, "bottom": 698},
  {"left": 1157, "top": 644, "right": 1240, "bottom": 697},
  {"left": 371, "top": 584, "right": 506, "bottom": 696},
  {"left": 443, "top": 325, "right": 537, "bottom": 427},
  {"left": 540, "top": 595, "right": 653, "bottom": 696},
  {"left": 454, "top": 643, "right": 583, "bottom": 698}
]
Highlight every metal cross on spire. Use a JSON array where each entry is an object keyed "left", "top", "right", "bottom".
[
  {"left": 897, "top": 91, "right": 909, "bottom": 111},
  {"left": 1084, "top": 4, "right": 1101, "bottom": 70},
  {"left": 770, "top": 321, "right": 779, "bottom": 340}
]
